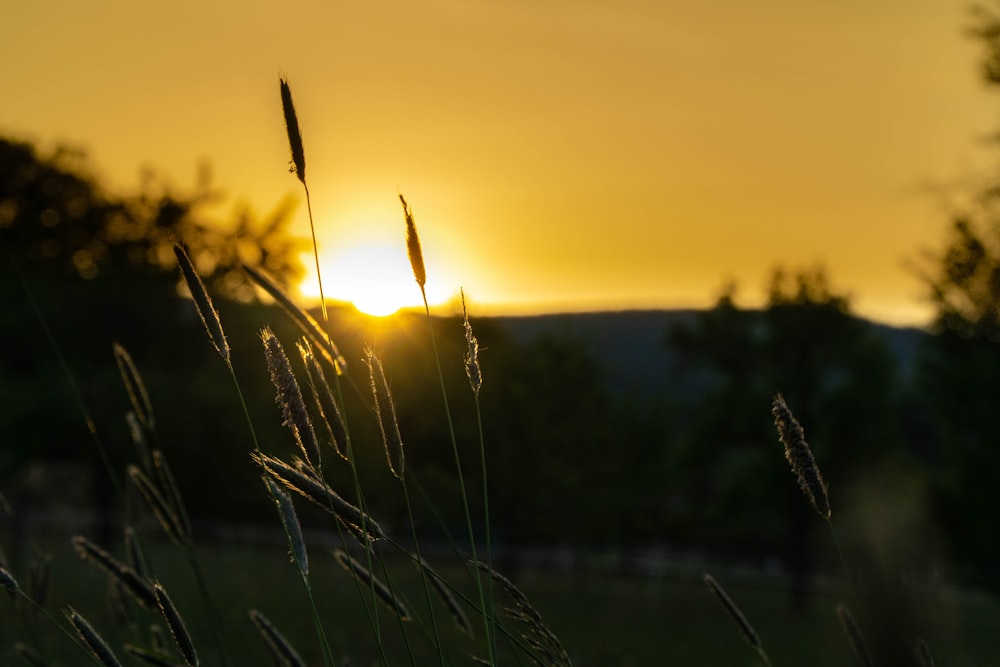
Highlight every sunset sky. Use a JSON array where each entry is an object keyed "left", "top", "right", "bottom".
[{"left": 3, "top": 0, "right": 997, "bottom": 324}]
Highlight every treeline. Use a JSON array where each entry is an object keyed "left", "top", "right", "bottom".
[{"left": 3, "top": 130, "right": 1000, "bottom": 588}]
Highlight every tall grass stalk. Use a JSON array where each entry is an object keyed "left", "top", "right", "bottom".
[
  {"left": 462, "top": 289, "right": 497, "bottom": 662},
  {"left": 365, "top": 346, "right": 445, "bottom": 665},
  {"left": 296, "top": 339, "right": 394, "bottom": 664},
  {"left": 66, "top": 607, "right": 124, "bottom": 667},
  {"left": 772, "top": 394, "right": 869, "bottom": 634},
  {"left": 171, "top": 244, "right": 273, "bottom": 665},
  {"left": 398, "top": 194, "right": 495, "bottom": 662},
  {"left": 399, "top": 476, "right": 544, "bottom": 661},
  {"left": 176, "top": 246, "right": 346, "bottom": 667},
  {"left": 836, "top": 602, "right": 873, "bottom": 667},
  {"left": 265, "top": 477, "right": 338, "bottom": 667},
  {"left": 152, "top": 581, "right": 199, "bottom": 667},
  {"left": 3, "top": 565, "right": 118, "bottom": 667},
  {"left": 1, "top": 244, "right": 188, "bottom": 665},
  {"left": 279, "top": 78, "right": 331, "bottom": 365},
  {"left": 277, "top": 77, "right": 405, "bottom": 663},
  {"left": 475, "top": 560, "right": 571, "bottom": 666},
  {"left": 249, "top": 609, "right": 308, "bottom": 667},
  {"left": 702, "top": 573, "right": 773, "bottom": 667}
]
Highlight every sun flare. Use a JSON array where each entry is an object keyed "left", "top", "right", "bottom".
[{"left": 298, "top": 243, "right": 447, "bottom": 316}]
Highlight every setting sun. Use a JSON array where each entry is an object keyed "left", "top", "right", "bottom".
[
  {"left": 298, "top": 243, "right": 450, "bottom": 317},
  {"left": 4, "top": 0, "right": 987, "bottom": 326}
]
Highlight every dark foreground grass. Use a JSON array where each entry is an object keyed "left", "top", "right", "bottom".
[{"left": 4, "top": 533, "right": 999, "bottom": 666}]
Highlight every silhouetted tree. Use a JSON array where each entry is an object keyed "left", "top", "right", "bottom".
[
  {"left": 0, "top": 135, "right": 305, "bottom": 525},
  {"left": 0, "top": 136, "right": 302, "bottom": 298},
  {"left": 483, "top": 332, "right": 624, "bottom": 546},
  {"left": 913, "top": 195, "right": 1000, "bottom": 579},
  {"left": 908, "top": 3, "right": 1000, "bottom": 580},
  {"left": 668, "top": 267, "right": 899, "bottom": 607}
]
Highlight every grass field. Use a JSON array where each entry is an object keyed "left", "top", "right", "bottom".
[
  {"left": 3, "top": 527, "right": 998, "bottom": 666},
  {"left": 3, "top": 76, "right": 997, "bottom": 667}
]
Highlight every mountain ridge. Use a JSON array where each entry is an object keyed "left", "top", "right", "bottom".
[{"left": 479, "top": 308, "right": 928, "bottom": 397}]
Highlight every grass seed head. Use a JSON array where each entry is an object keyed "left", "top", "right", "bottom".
[
  {"left": 128, "top": 465, "right": 190, "bottom": 547},
  {"left": 280, "top": 77, "right": 306, "bottom": 184},
  {"left": 125, "top": 411, "right": 152, "bottom": 475},
  {"left": 249, "top": 609, "right": 307, "bottom": 667},
  {"left": 836, "top": 602, "right": 873, "bottom": 667},
  {"left": 703, "top": 572, "right": 769, "bottom": 662},
  {"left": 124, "top": 644, "right": 182, "bottom": 667},
  {"left": 252, "top": 452, "right": 385, "bottom": 541},
  {"left": 173, "top": 244, "right": 229, "bottom": 362},
  {"left": 0, "top": 565, "right": 19, "bottom": 597},
  {"left": 265, "top": 477, "right": 309, "bottom": 578},
  {"left": 244, "top": 264, "right": 346, "bottom": 373},
  {"left": 474, "top": 560, "right": 571, "bottom": 665},
  {"left": 461, "top": 289, "right": 482, "bottom": 395},
  {"left": 364, "top": 345, "right": 405, "bottom": 479},
  {"left": 297, "top": 339, "right": 350, "bottom": 461},
  {"left": 150, "top": 624, "right": 168, "bottom": 653},
  {"left": 14, "top": 643, "right": 45, "bottom": 667},
  {"left": 334, "top": 549, "right": 411, "bottom": 621},
  {"left": 71, "top": 535, "right": 157, "bottom": 609},
  {"left": 420, "top": 557, "right": 473, "bottom": 635},
  {"left": 399, "top": 194, "right": 426, "bottom": 292},
  {"left": 153, "top": 450, "right": 192, "bottom": 544},
  {"left": 154, "top": 581, "right": 199, "bottom": 667},
  {"left": 67, "top": 607, "right": 124, "bottom": 667},
  {"left": 113, "top": 342, "right": 154, "bottom": 430},
  {"left": 913, "top": 637, "right": 936, "bottom": 667},
  {"left": 772, "top": 393, "right": 831, "bottom": 519},
  {"left": 262, "top": 327, "right": 322, "bottom": 469},
  {"left": 123, "top": 525, "right": 148, "bottom": 578}
]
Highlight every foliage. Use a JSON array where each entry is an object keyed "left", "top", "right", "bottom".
[
  {"left": 0, "top": 136, "right": 306, "bottom": 487},
  {"left": 0, "top": 136, "right": 302, "bottom": 299},
  {"left": 666, "top": 267, "right": 901, "bottom": 601},
  {"left": 908, "top": 2, "right": 1000, "bottom": 578}
]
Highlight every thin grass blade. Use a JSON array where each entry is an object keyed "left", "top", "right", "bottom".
[
  {"left": 67, "top": 607, "right": 124, "bottom": 667},
  {"left": 252, "top": 452, "right": 384, "bottom": 541},
  {"left": 154, "top": 582, "right": 199, "bottom": 667},
  {"left": 703, "top": 573, "right": 772, "bottom": 667},
  {"left": 364, "top": 346, "right": 404, "bottom": 479},
  {"left": 243, "top": 264, "right": 346, "bottom": 372},
  {"left": 836, "top": 602, "right": 873, "bottom": 667},
  {"left": 72, "top": 535, "right": 157, "bottom": 609},
  {"left": 297, "top": 338, "right": 349, "bottom": 461},
  {"left": 113, "top": 343, "right": 154, "bottom": 430},
  {"left": 124, "top": 644, "right": 185, "bottom": 667},
  {"left": 265, "top": 478, "right": 309, "bottom": 578},
  {"left": 261, "top": 327, "right": 321, "bottom": 469},
  {"left": 152, "top": 451, "right": 192, "bottom": 544},
  {"left": 128, "top": 466, "right": 190, "bottom": 547},
  {"left": 173, "top": 244, "right": 229, "bottom": 363},
  {"left": 249, "top": 609, "right": 307, "bottom": 667},
  {"left": 334, "top": 549, "right": 411, "bottom": 621}
]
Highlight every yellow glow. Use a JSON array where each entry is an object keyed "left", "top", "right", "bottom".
[
  {"left": 3, "top": 1, "right": 986, "bottom": 327},
  {"left": 298, "top": 243, "right": 451, "bottom": 317}
]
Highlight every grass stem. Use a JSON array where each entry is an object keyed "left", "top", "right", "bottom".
[{"left": 421, "top": 295, "right": 493, "bottom": 663}]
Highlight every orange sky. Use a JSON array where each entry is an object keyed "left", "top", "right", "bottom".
[{"left": 3, "top": 0, "right": 996, "bottom": 325}]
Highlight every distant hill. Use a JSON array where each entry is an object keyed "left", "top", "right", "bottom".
[{"left": 486, "top": 309, "right": 929, "bottom": 397}]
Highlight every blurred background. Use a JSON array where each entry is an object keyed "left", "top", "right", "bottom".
[{"left": 5, "top": 1, "right": 1000, "bottom": 665}]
